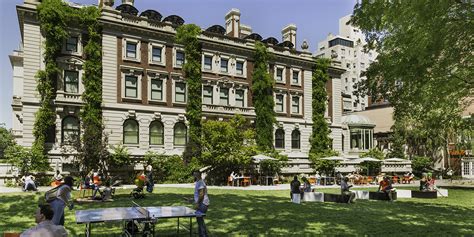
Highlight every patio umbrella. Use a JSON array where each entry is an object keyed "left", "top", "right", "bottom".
[
  {"left": 321, "top": 156, "right": 347, "bottom": 161},
  {"left": 383, "top": 158, "right": 406, "bottom": 162},
  {"left": 252, "top": 154, "right": 277, "bottom": 163}
]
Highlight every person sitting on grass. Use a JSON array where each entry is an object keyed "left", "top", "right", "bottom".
[
  {"left": 21, "top": 173, "right": 37, "bottom": 191},
  {"left": 378, "top": 176, "right": 396, "bottom": 201},
  {"left": 290, "top": 176, "right": 301, "bottom": 200},
  {"left": 21, "top": 204, "right": 68, "bottom": 237},
  {"left": 341, "top": 176, "right": 355, "bottom": 203}
]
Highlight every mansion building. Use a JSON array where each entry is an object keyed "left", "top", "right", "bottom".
[{"left": 10, "top": 0, "right": 347, "bottom": 174}]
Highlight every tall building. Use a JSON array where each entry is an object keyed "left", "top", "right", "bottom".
[
  {"left": 316, "top": 15, "right": 378, "bottom": 113},
  {"left": 10, "top": 0, "right": 345, "bottom": 175}
]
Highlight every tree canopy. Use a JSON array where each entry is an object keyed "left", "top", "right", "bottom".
[{"left": 350, "top": 0, "right": 473, "bottom": 159}]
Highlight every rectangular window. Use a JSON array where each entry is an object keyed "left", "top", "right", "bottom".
[
  {"left": 236, "top": 61, "right": 244, "bottom": 75},
  {"left": 126, "top": 42, "right": 137, "bottom": 58},
  {"left": 125, "top": 75, "right": 138, "bottom": 98},
  {"left": 204, "top": 56, "right": 212, "bottom": 70},
  {"left": 66, "top": 37, "right": 78, "bottom": 52},
  {"left": 175, "top": 82, "right": 186, "bottom": 102},
  {"left": 176, "top": 51, "right": 185, "bottom": 66},
  {"left": 292, "top": 71, "right": 299, "bottom": 84},
  {"left": 219, "top": 88, "right": 229, "bottom": 106},
  {"left": 220, "top": 58, "right": 228, "bottom": 73},
  {"left": 64, "top": 70, "right": 79, "bottom": 93},
  {"left": 152, "top": 46, "right": 162, "bottom": 62},
  {"left": 292, "top": 96, "right": 300, "bottom": 114},
  {"left": 235, "top": 89, "right": 245, "bottom": 107},
  {"left": 203, "top": 86, "right": 213, "bottom": 104},
  {"left": 275, "top": 94, "right": 284, "bottom": 112},
  {"left": 276, "top": 68, "right": 283, "bottom": 82},
  {"left": 150, "top": 79, "right": 163, "bottom": 100}
]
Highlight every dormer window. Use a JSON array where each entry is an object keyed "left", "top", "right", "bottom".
[
  {"left": 126, "top": 42, "right": 137, "bottom": 58},
  {"left": 66, "top": 37, "right": 78, "bottom": 52},
  {"left": 220, "top": 58, "right": 228, "bottom": 73}
]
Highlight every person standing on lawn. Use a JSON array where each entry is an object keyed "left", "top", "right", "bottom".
[
  {"left": 50, "top": 176, "right": 74, "bottom": 225},
  {"left": 193, "top": 170, "right": 209, "bottom": 237},
  {"left": 21, "top": 204, "right": 68, "bottom": 237}
]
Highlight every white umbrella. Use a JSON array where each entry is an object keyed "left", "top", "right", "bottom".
[
  {"left": 357, "top": 157, "right": 382, "bottom": 162},
  {"left": 252, "top": 154, "right": 277, "bottom": 163},
  {"left": 384, "top": 158, "right": 407, "bottom": 162},
  {"left": 321, "top": 156, "right": 347, "bottom": 161}
]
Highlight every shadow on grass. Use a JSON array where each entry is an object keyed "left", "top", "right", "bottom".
[{"left": 1, "top": 188, "right": 473, "bottom": 236}]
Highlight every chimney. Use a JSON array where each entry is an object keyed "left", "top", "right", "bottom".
[
  {"left": 282, "top": 24, "right": 297, "bottom": 47},
  {"left": 225, "top": 9, "right": 241, "bottom": 38},
  {"left": 122, "top": 0, "right": 134, "bottom": 5},
  {"left": 240, "top": 24, "right": 252, "bottom": 38}
]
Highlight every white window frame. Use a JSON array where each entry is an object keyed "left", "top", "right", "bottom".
[
  {"left": 274, "top": 65, "right": 286, "bottom": 84},
  {"left": 173, "top": 47, "right": 185, "bottom": 68},
  {"left": 123, "top": 38, "right": 141, "bottom": 62},
  {"left": 235, "top": 58, "right": 246, "bottom": 77},
  {"left": 148, "top": 42, "right": 166, "bottom": 66},
  {"left": 202, "top": 53, "right": 214, "bottom": 72},
  {"left": 58, "top": 59, "right": 84, "bottom": 94},
  {"left": 235, "top": 88, "right": 246, "bottom": 107},
  {"left": 62, "top": 32, "right": 82, "bottom": 56},
  {"left": 120, "top": 66, "right": 143, "bottom": 101},
  {"left": 202, "top": 85, "right": 214, "bottom": 105},
  {"left": 219, "top": 87, "right": 230, "bottom": 106},
  {"left": 290, "top": 68, "right": 302, "bottom": 86},
  {"left": 219, "top": 55, "right": 230, "bottom": 74},
  {"left": 147, "top": 70, "right": 167, "bottom": 102},
  {"left": 291, "top": 95, "right": 301, "bottom": 114},
  {"left": 172, "top": 79, "right": 187, "bottom": 104},
  {"left": 274, "top": 93, "right": 286, "bottom": 113}
]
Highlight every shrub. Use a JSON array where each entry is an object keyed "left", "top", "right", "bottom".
[
  {"left": 309, "top": 150, "right": 340, "bottom": 176},
  {"left": 412, "top": 156, "right": 432, "bottom": 177},
  {"left": 108, "top": 145, "right": 132, "bottom": 169},
  {"left": 259, "top": 159, "right": 282, "bottom": 176},
  {"left": 144, "top": 151, "right": 194, "bottom": 183}
]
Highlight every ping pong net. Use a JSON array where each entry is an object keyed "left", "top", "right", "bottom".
[{"left": 132, "top": 201, "right": 150, "bottom": 219}]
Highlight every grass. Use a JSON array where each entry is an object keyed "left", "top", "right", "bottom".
[{"left": 1, "top": 187, "right": 473, "bottom": 236}]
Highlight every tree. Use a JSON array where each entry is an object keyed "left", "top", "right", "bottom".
[
  {"left": 5, "top": 144, "right": 49, "bottom": 175},
  {"left": 0, "top": 124, "right": 15, "bottom": 159},
  {"left": 252, "top": 41, "right": 276, "bottom": 151},
  {"left": 200, "top": 115, "right": 258, "bottom": 184},
  {"left": 175, "top": 24, "right": 202, "bottom": 163},
  {"left": 360, "top": 148, "right": 385, "bottom": 175},
  {"left": 350, "top": 1, "right": 474, "bottom": 161}
]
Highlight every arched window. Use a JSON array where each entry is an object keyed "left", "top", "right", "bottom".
[
  {"left": 123, "top": 119, "right": 139, "bottom": 144},
  {"left": 291, "top": 130, "right": 300, "bottom": 149},
  {"left": 62, "top": 116, "right": 79, "bottom": 144},
  {"left": 149, "top": 121, "right": 164, "bottom": 145},
  {"left": 275, "top": 128, "right": 285, "bottom": 149},
  {"left": 174, "top": 122, "right": 187, "bottom": 146}
]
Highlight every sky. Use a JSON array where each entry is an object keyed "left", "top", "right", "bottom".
[{"left": 0, "top": 0, "right": 356, "bottom": 129}]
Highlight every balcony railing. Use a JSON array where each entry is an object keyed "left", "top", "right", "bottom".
[
  {"left": 55, "top": 91, "right": 82, "bottom": 104},
  {"left": 202, "top": 104, "right": 255, "bottom": 116}
]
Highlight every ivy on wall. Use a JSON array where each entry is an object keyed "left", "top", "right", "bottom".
[
  {"left": 175, "top": 24, "right": 203, "bottom": 163},
  {"left": 36, "top": 0, "right": 103, "bottom": 174},
  {"left": 309, "top": 58, "right": 332, "bottom": 156},
  {"left": 252, "top": 41, "right": 276, "bottom": 151}
]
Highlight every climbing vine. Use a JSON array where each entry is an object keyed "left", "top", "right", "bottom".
[
  {"left": 309, "top": 58, "right": 332, "bottom": 156},
  {"left": 36, "top": 0, "right": 103, "bottom": 174},
  {"left": 175, "top": 24, "right": 202, "bottom": 163},
  {"left": 252, "top": 41, "right": 276, "bottom": 151}
]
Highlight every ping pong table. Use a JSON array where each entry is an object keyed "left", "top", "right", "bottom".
[{"left": 75, "top": 203, "right": 201, "bottom": 236}]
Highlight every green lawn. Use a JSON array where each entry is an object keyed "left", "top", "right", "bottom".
[{"left": 1, "top": 187, "right": 473, "bottom": 236}]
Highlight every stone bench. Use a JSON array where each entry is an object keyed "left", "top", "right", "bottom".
[
  {"left": 369, "top": 191, "right": 397, "bottom": 201},
  {"left": 302, "top": 192, "right": 324, "bottom": 202},
  {"left": 353, "top": 190, "right": 369, "bottom": 200},
  {"left": 411, "top": 191, "right": 437, "bottom": 198},
  {"left": 324, "top": 193, "right": 350, "bottom": 203}
]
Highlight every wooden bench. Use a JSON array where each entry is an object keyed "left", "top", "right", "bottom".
[
  {"left": 412, "top": 191, "right": 437, "bottom": 198},
  {"left": 369, "top": 191, "right": 397, "bottom": 201}
]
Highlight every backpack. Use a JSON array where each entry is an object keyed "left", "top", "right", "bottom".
[{"left": 45, "top": 185, "right": 61, "bottom": 202}]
